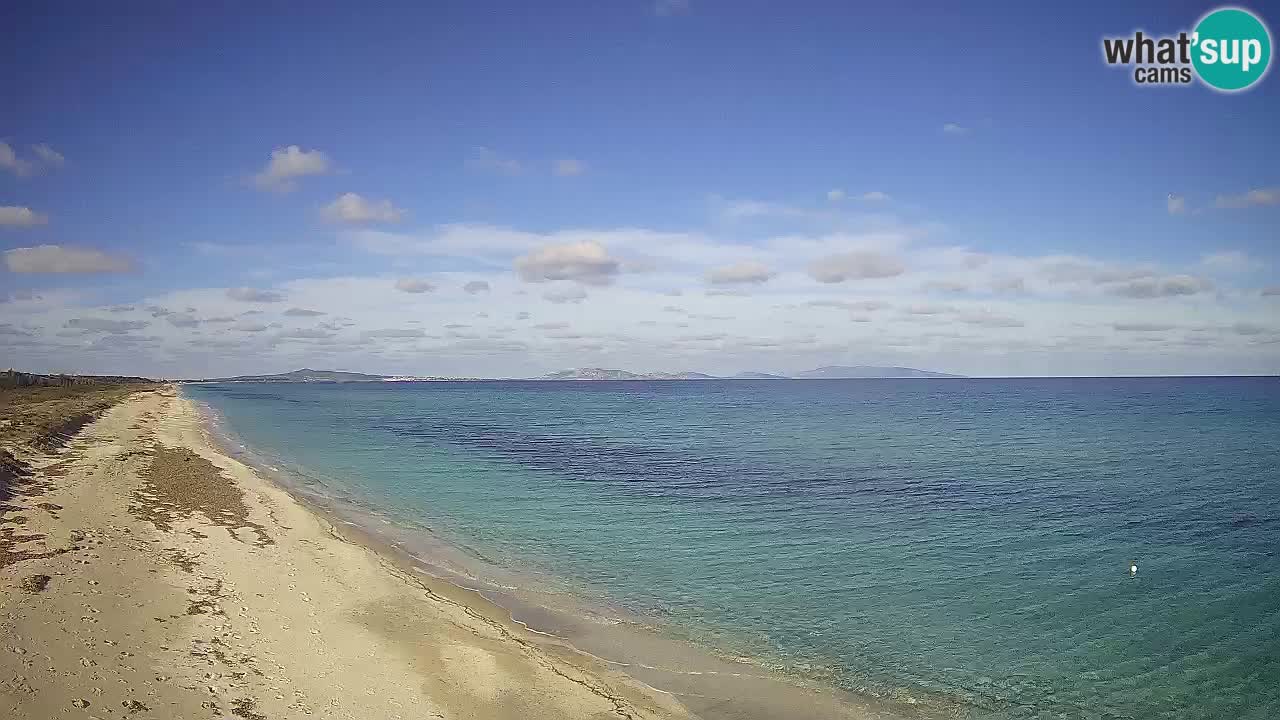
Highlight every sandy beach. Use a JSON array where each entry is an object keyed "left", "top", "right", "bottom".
[{"left": 0, "top": 385, "right": 695, "bottom": 720}]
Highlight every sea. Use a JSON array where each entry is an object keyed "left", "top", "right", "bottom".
[{"left": 183, "top": 377, "right": 1280, "bottom": 720}]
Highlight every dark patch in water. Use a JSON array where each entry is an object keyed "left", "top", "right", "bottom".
[
  {"left": 382, "top": 418, "right": 777, "bottom": 491},
  {"left": 224, "top": 391, "right": 300, "bottom": 403},
  {"left": 1232, "top": 513, "right": 1261, "bottom": 527}
]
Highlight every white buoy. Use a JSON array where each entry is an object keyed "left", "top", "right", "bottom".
[{"left": 1130, "top": 563, "right": 1138, "bottom": 577}]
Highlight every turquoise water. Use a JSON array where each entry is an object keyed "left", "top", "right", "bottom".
[{"left": 186, "top": 378, "right": 1280, "bottom": 719}]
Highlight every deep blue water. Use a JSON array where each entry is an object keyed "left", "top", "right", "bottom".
[{"left": 186, "top": 378, "right": 1280, "bottom": 719}]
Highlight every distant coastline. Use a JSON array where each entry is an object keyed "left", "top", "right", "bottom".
[{"left": 184, "top": 365, "right": 966, "bottom": 383}]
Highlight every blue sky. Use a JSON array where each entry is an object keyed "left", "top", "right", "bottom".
[{"left": 2, "top": 1, "right": 1278, "bottom": 378}]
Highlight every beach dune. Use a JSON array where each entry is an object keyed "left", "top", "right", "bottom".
[{"left": 0, "top": 386, "right": 693, "bottom": 719}]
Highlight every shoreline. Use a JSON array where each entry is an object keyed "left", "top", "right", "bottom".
[
  {"left": 186, "top": 389, "right": 945, "bottom": 720},
  {"left": 1, "top": 386, "right": 698, "bottom": 719}
]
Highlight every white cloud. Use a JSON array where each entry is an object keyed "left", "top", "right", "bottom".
[
  {"left": 922, "top": 280, "right": 968, "bottom": 293},
  {"left": 464, "top": 280, "right": 491, "bottom": 294},
  {"left": 363, "top": 328, "right": 426, "bottom": 339},
  {"left": 861, "top": 191, "right": 890, "bottom": 202},
  {"left": 0, "top": 142, "right": 63, "bottom": 177},
  {"left": 4, "top": 245, "right": 132, "bottom": 273},
  {"left": 1033, "top": 256, "right": 1214, "bottom": 299},
  {"left": 805, "top": 299, "right": 889, "bottom": 312},
  {"left": 1037, "top": 256, "right": 1151, "bottom": 285},
  {"left": 826, "top": 189, "right": 845, "bottom": 202},
  {"left": 284, "top": 307, "right": 326, "bottom": 317},
  {"left": 515, "top": 241, "right": 621, "bottom": 285},
  {"left": 32, "top": 144, "right": 64, "bottom": 167},
  {"left": 321, "top": 193, "right": 405, "bottom": 224},
  {"left": 226, "top": 287, "right": 285, "bottom": 302},
  {"left": 277, "top": 327, "right": 336, "bottom": 340},
  {"left": 394, "top": 278, "right": 436, "bottom": 294},
  {"left": 903, "top": 304, "right": 950, "bottom": 315},
  {"left": 1215, "top": 187, "right": 1280, "bottom": 209},
  {"left": 1167, "top": 193, "right": 1187, "bottom": 215},
  {"left": 543, "top": 285, "right": 587, "bottom": 304},
  {"left": 233, "top": 322, "right": 270, "bottom": 332},
  {"left": 809, "top": 250, "right": 906, "bottom": 283},
  {"left": 991, "top": 276, "right": 1027, "bottom": 294},
  {"left": 0, "top": 323, "right": 35, "bottom": 337},
  {"left": 0, "top": 206, "right": 49, "bottom": 227},
  {"left": 1232, "top": 322, "right": 1268, "bottom": 336},
  {"left": 1113, "top": 322, "right": 1176, "bottom": 332},
  {"left": 250, "top": 145, "right": 331, "bottom": 192},
  {"left": 352, "top": 225, "right": 745, "bottom": 278},
  {"left": 942, "top": 123, "right": 969, "bottom": 135},
  {"left": 1107, "top": 275, "right": 1212, "bottom": 299},
  {"left": 705, "top": 260, "right": 777, "bottom": 285},
  {"left": 555, "top": 158, "right": 586, "bottom": 176},
  {"left": 1262, "top": 286, "right": 1280, "bottom": 297},
  {"left": 957, "top": 310, "right": 1025, "bottom": 328},
  {"left": 1200, "top": 251, "right": 1262, "bottom": 273},
  {"left": 0, "top": 141, "right": 33, "bottom": 176},
  {"left": 91, "top": 334, "right": 159, "bottom": 348},
  {"left": 65, "top": 317, "right": 149, "bottom": 334},
  {"left": 467, "top": 146, "right": 523, "bottom": 176}
]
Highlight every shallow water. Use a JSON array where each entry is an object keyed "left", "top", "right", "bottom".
[{"left": 186, "top": 378, "right": 1280, "bottom": 719}]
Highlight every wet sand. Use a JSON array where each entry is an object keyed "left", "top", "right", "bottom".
[{"left": 0, "top": 386, "right": 694, "bottom": 719}]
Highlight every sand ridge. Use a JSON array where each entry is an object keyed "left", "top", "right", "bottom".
[{"left": 0, "top": 387, "right": 695, "bottom": 719}]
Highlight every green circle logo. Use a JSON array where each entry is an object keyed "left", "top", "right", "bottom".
[{"left": 1192, "top": 7, "right": 1272, "bottom": 91}]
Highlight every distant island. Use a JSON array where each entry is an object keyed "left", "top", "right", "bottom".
[
  {"left": 187, "top": 368, "right": 477, "bottom": 383},
  {"left": 183, "top": 366, "right": 964, "bottom": 383},
  {"left": 791, "top": 365, "right": 963, "bottom": 379},
  {"left": 189, "top": 368, "right": 389, "bottom": 383}
]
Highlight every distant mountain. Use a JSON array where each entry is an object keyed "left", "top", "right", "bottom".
[
  {"left": 189, "top": 365, "right": 960, "bottom": 383},
  {"left": 537, "top": 368, "right": 641, "bottom": 381},
  {"left": 793, "top": 365, "right": 962, "bottom": 379},
  {"left": 193, "top": 368, "right": 387, "bottom": 383},
  {"left": 535, "top": 368, "right": 715, "bottom": 381},
  {"left": 646, "top": 371, "right": 718, "bottom": 380}
]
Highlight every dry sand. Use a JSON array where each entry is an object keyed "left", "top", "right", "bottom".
[{"left": 0, "top": 386, "right": 695, "bottom": 719}]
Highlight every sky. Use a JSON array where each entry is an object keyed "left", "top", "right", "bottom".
[{"left": 2, "top": 0, "right": 1278, "bottom": 379}]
